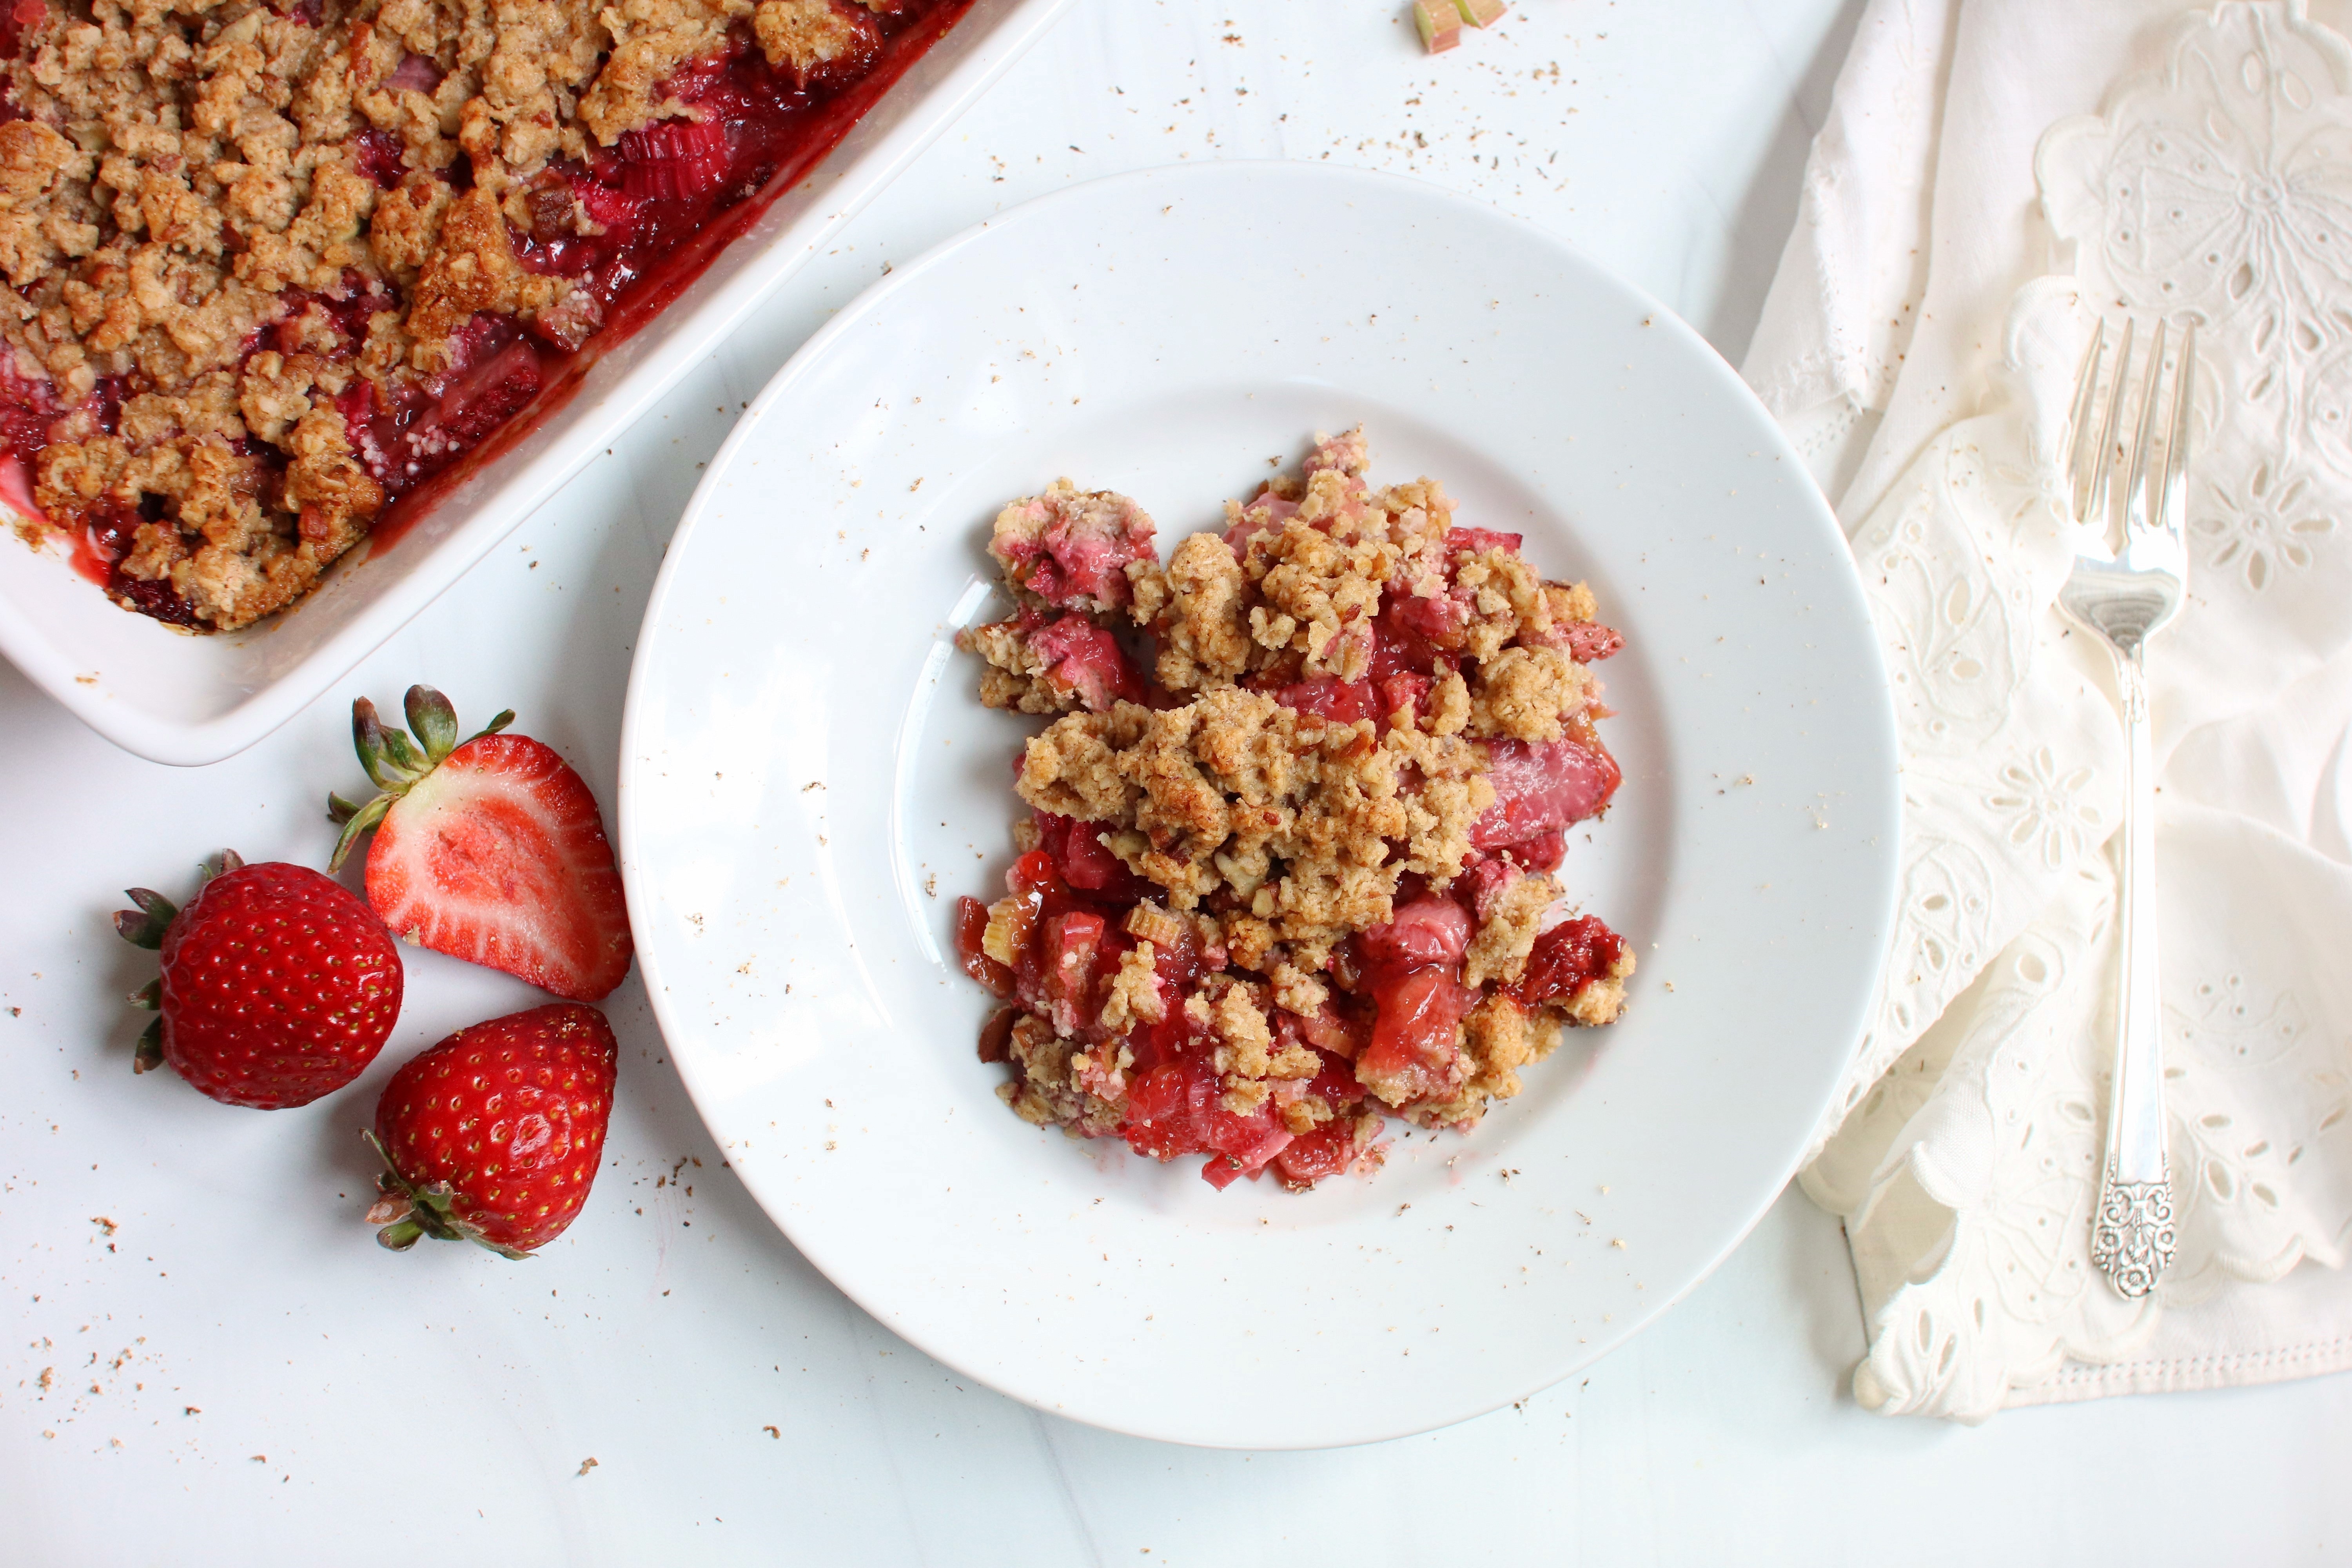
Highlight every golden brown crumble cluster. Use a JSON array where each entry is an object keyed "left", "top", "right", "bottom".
[
  {"left": 0, "top": 0, "right": 899, "bottom": 630},
  {"left": 956, "top": 428, "right": 1638, "bottom": 1188}
]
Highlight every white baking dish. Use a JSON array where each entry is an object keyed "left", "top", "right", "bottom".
[{"left": 0, "top": 0, "right": 1076, "bottom": 766}]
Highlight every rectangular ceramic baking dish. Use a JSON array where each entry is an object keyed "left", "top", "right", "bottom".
[{"left": 0, "top": 0, "right": 1076, "bottom": 766}]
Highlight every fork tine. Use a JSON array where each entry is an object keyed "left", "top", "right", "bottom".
[
  {"left": 2122, "top": 318, "right": 2167, "bottom": 543},
  {"left": 2067, "top": 319, "right": 2108, "bottom": 527},
  {"left": 2088, "top": 317, "right": 2135, "bottom": 543},
  {"left": 2161, "top": 321, "right": 2196, "bottom": 540}
]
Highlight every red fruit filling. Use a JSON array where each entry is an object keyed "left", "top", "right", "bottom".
[
  {"left": 1505, "top": 915, "right": 1630, "bottom": 1012},
  {"left": 1469, "top": 730, "right": 1622, "bottom": 850}
]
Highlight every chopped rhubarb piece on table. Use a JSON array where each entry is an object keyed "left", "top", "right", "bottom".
[
  {"left": 1413, "top": 0, "right": 1464, "bottom": 52},
  {"left": 1454, "top": 0, "right": 1508, "bottom": 26}
]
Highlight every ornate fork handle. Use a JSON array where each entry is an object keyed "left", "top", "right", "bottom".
[{"left": 2088, "top": 647, "right": 2174, "bottom": 1299}]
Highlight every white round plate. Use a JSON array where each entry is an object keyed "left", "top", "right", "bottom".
[{"left": 619, "top": 162, "right": 1898, "bottom": 1449}]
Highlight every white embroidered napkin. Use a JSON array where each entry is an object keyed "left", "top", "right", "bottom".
[{"left": 1744, "top": 0, "right": 2352, "bottom": 1421}]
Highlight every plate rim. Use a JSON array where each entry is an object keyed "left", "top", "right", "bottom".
[{"left": 618, "top": 158, "right": 1899, "bottom": 1448}]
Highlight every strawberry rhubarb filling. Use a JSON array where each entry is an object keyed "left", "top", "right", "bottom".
[
  {"left": 0, "top": 0, "right": 967, "bottom": 630},
  {"left": 954, "top": 427, "right": 1637, "bottom": 1192}
]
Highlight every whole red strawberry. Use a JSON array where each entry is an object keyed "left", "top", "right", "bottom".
[
  {"left": 328, "top": 686, "right": 632, "bottom": 1002},
  {"left": 365, "top": 1003, "right": 618, "bottom": 1258},
  {"left": 115, "top": 852, "right": 404, "bottom": 1109}
]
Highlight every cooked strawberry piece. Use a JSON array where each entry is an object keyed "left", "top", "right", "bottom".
[
  {"left": 990, "top": 485, "right": 1157, "bottom": 612},
  {"left": 1039, "top": 910, "right": 1107, "bottom": 1035},
  {"left": 1457, "top": 856, "right": 1518, "bottom": 919},
  {"left": 1444, "top": 526, "right": 1524, "bottom": 559},
  {"left": 955, "top": 895, "right": 1013, "bottom": 998},
  {"left": 1302, "top": 426, "right": 1369, "bottom": 478},
  {"left": 0, "top": 452, "right": 40, "bottom": 526},
  {"left": 1201, "top": 1109, "right": 1292, "bottom": 1188},
  {"left": 1274, "top": 676, "right": 1379, "bottom": 725},
  {"left": 432, "top": 338, "right": 543, "bottom": 450},
  {"left": 1379, "top": 587, "right": 1471, "bottom": 663},
  {"left": 1123, "top": 1060, "right": 1218, "bottom": 1161},
  {"left": 1469, "top": 733, "right": 1622, "bottom": 849},
  {"left": 1564, "top": 621, "right": 1624, "bottom": 662},
  {"left": 1357, "top": 966, "right": 1476, "bottom": 1107},
  {"left": 572, "top": 168, "right": 647, "bottom": 241},
  {"left": 1358, "top": 896, "right": 1472, "bottom": 976},
  {"left": 1506, "top": 915, "right": 1628, "bottom": 1010},
  {"left": 1272, "top": 1120, "right": 1358, "bottom": 1189},
  {"left": 1377, "top": 671, "right": 1431, "bottom": 726},
  {"left": 383, "top": 51, "right": 443, "bottom": 93},
  {"left": 1282, "top": 1003, "right": 1360, "bottom": 1060},
  {"left": 1490, "top": 827, "right": 1567, "bottom": 873},
  {"left": 351, "top": 127, "right": 407, "bottom": 188},
  {"left": 1026, "top": 613, "right": 1146, "bottom": 711},
  {"left": 615, "top": 118, "right": 732, "bottom": 202},
  {"left": 1006, "top": 846, "right": 1063, "bottom": 901},
  {"left": 1032, "top": 811, "right": 1149, "bottom": 900},
  {"left": 1223, "top": 490, "right": 1299, "bottom": 558},
  {"left": 0, "top": 355, "right": 58, "bottom": 476}
]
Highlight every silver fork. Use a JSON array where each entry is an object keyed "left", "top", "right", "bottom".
[{"left": 2058, "top": 317, "right": 2194, "bottom": 1300}]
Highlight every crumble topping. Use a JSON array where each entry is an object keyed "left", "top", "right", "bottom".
[
  {"left": 0, "top": 0, "right": 956, "bottom": 629},
  {"left": 954, "top": 426, "right": 1640, "bottom": 1192}
]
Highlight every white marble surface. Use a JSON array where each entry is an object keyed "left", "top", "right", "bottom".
[{"left": 3, "top": 1, "right": 2348, "bottom": 1561}]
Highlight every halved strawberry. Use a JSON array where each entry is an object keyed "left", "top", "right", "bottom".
[{"left": 328, "top": 686, "right": 632, "bottom": 1001}]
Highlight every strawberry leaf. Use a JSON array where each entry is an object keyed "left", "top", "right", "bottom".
[
  {"left": 114, "top": 888, "right": 177, "bottom": 948},
  {"left": 326, "top": 793, "right": 394, "bottom": 874},
  {"left": 404, "top": 684, "right": 460, "bottom": 761},
  {"left": 467, "top": 708, "right": 517, "bottom": 745},
  {"left": 132, "top": 1017, "right": 163, "bottom": 1074},
  {"left": 364, "top": 1131, "right": 536, "bottom": 1260}
]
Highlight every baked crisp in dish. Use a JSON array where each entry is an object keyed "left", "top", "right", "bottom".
[
  {"left": 0, "top": 0, "right": 966, "bottom": 630},
  {"left": 953, "top": 428, "right": 1636, "bottom": 1192}
]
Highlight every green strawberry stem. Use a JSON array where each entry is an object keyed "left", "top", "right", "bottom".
[
  {"left": 328, "top": 686, "right": 514, "bottom": 872},
  {"left": 113, "top": 889, "right": 176, "bottom": 949},
  {"left": 362, "top": 1130, "right": 535, "bottom": 1261},
  {"left": 115, "top": 851, "right": 242, "bottom": 1076}
]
